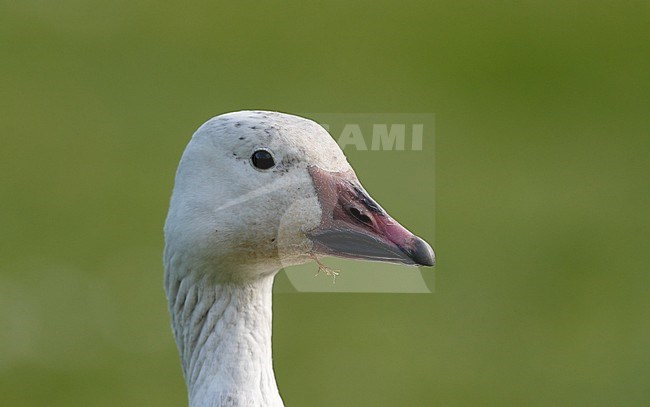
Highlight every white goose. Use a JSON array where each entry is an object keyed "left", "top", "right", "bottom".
[{"left": 164, "top": 111, "right": 435, "bottom": 407}]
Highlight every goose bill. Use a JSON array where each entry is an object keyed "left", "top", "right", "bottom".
[{"left": 307, "top": 166, "right": 435, "bottom": 267}]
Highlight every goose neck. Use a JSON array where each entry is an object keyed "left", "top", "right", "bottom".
[{"left": 167, "top": 272, "right": 283, "bottom": 407}]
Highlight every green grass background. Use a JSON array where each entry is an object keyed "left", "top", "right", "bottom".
[{"left": 1, "top": 1, "right": 649, "bottom": 405}]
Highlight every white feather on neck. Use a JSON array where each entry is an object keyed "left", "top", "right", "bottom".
[{"left": 166, "top": 268, "right": 283, "bottom": 407}]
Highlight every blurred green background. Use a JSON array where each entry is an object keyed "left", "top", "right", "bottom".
[{"left": 1, "top": 1, "right": 649, "bottom": 406}]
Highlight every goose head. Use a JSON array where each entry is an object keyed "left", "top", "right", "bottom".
[{"left": 164, "top": 110, "right": 434, "bottom": 283}]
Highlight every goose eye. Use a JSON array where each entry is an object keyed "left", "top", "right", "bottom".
[{"left": 251, "top": 149, "right": 275, "bottom": 170}]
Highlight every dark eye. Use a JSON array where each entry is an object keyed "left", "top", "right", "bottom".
[{"left": 251, "top": 149, "right": 275, "bottom": 170}]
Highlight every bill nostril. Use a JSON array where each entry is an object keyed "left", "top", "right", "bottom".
[{"left": 348, "top": 206, "right": 372, "bottom": 225}]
